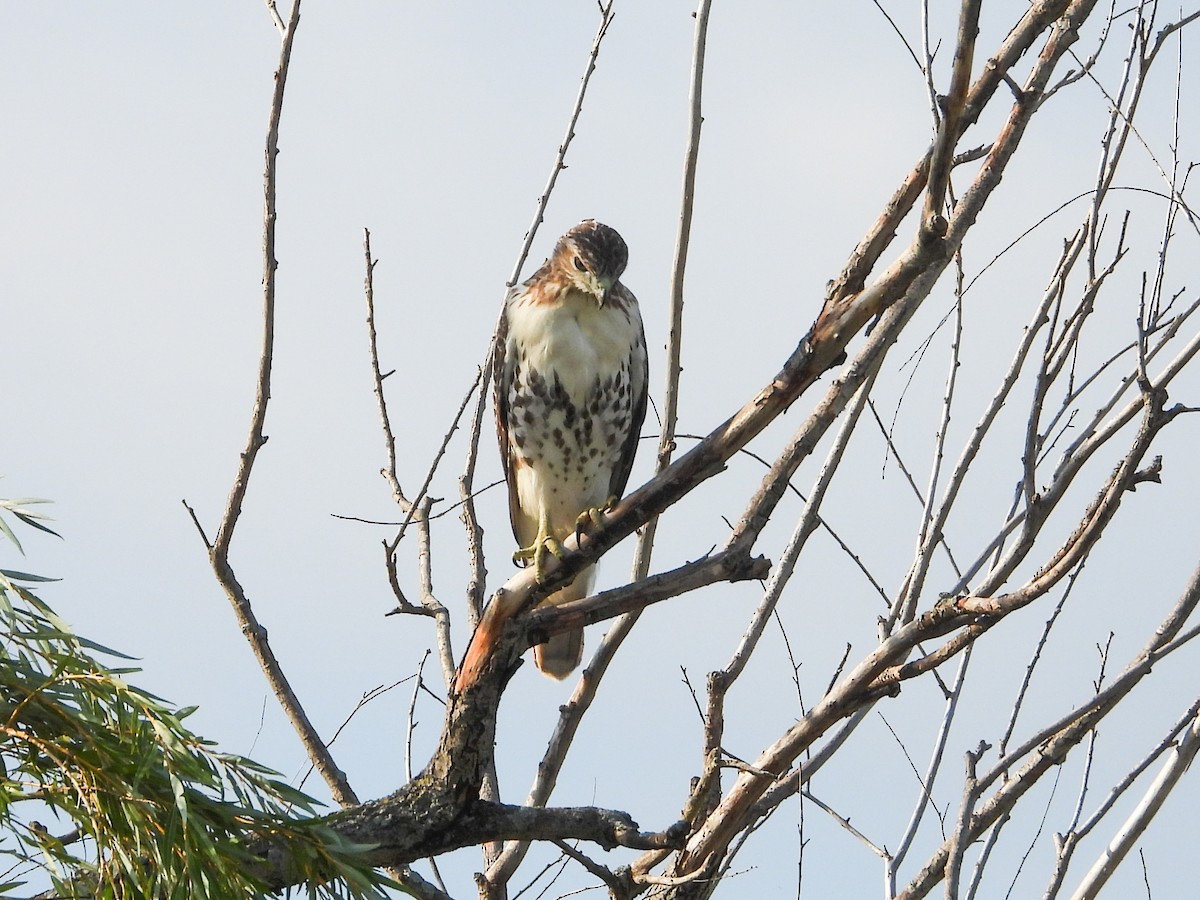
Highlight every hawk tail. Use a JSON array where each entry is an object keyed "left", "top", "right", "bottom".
[
  {"left": 533, "top": 629, "right": 584, "bottom": 679},
  {"left": 532, "top": 570, "right": 593, "bottom": 680}
]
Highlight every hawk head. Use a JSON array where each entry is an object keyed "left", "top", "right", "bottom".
[{"left": 554, "top": 219, "right": 628, "bottom": 306}]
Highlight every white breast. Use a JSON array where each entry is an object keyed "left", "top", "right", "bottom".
[
  {"left": 503, "top": 286, "right": 646, "bottom": 541},
  {"left": 506, "top": 289, "right": 643, "bottom": 399}
]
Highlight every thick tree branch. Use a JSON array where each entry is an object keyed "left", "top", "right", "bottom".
[{"left": 255, "top": 800, "right": 687, "bottom": 892}]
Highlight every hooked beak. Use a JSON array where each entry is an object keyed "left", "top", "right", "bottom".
[{"left": 596, "top": 275, "right": 615, "bottom": 306}]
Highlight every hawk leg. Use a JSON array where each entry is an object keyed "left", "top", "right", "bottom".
[
  {"left": 574, "top": 495, "right": 618, "bottom": 543},
  {"left": 512, "top": 507, "right": 568, "bottom": 583}
]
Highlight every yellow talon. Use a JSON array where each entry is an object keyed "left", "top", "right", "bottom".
[
  {"left": 513, "top": 510, "right": 567, "bottom": 582},
  {"left": 574, "top": 495, "right": 618, "bottom": 543}
]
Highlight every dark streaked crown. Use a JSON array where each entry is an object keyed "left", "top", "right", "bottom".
[{"left": 560, "top": 219, "right": 628, "bottom": 281}]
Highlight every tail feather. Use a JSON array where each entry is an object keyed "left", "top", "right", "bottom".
[
  {"left": 532, "top": 568, "right": 593, "bottom": 680},
  {"left": 533, "top": 629, "right": 584, "bottom": 679}
]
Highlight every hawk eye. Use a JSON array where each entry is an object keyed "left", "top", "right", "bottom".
[{"left": 572, "top": 256, "right": 587, "bottom": 273}]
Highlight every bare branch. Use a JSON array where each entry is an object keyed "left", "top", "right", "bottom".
[
  {"left": 415, "top": 497, "right": 456, "bottom": 685},
  {"left": 362, "top": 228, "right": 408, "bottom": 511},
  {"left": 1044, "top": 696, "right": 1200, "bottom": 895},
  {"left": 801, "top": 790, "right": 890, "bottom": 861},
  {"left": 945, "top": 741, "right": 989, "bottom": 897},
  {"left": 459, "top": 395, "right": 490, "bottom": 628},
  {"left": 204, "top": 0, "right": 358, "bottom": 809},
  {"left": 251, "top": 800, "right": 687, "bottom": 892},
  {"left": 922, "top": 0, "right": 981, "bottom": 226},
  {"left": 507, "top": 2, "right": 617, "bottom": 289},
  {"left": 897, "top": 560, "right": 1200, "bottom": 899},
  {"left": 1071, "top": 708, "right": 1200, "bottom": 898}
]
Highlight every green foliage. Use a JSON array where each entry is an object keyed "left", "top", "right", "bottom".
[{"left": 0, "top": 500, "right": 396, "bottom": 898}]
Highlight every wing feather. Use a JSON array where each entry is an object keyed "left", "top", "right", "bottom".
[
  {"left": 493, "top": 292, "right": 525, "bottom": 544},
  {"left": 606, "top": 282, "right": 649, "bottom": 501}
]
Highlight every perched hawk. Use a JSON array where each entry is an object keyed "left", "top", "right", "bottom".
[{"left": 474, "top": 220, "right": 648, "bottom": 681}]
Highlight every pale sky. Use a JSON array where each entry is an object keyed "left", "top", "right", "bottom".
[{"left": 4, "top": 2, "right": 1200, "bottom": 897}]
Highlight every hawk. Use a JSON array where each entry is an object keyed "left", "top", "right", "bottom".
[{"left": 463, "top": 220, "right": 648, "bottom": 683}]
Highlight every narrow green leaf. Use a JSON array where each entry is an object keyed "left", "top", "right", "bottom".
[
  {"left": 10, "top": 511, "right": 63, "bottom": 539},
  {"left": 0, "top": 569, "right": 60, "bottom": 583},
  {"left": 0, "top": 514, "right": 23, "bottom": 554}
]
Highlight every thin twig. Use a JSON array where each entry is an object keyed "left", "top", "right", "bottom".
[
  {"left": 800, "top": 789, "right": 891, "bottom": 860},
  {"left": 550, "top": 840, "right": 622, "bottom": 893},
  {"left": 384, "top": 367, "right": 483, "bottom": 602},
  {"left": 296, "top": 674, "right": 421, "bottom": 793},
  {"left": 363, "top": 228, "right": 408, "bottom": 511},
  {"left": 892, "top": 252, "right": 968, "bottom": 628},
  {"left": 887, "top": 647, "right": 969, "bottom": 887}
]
